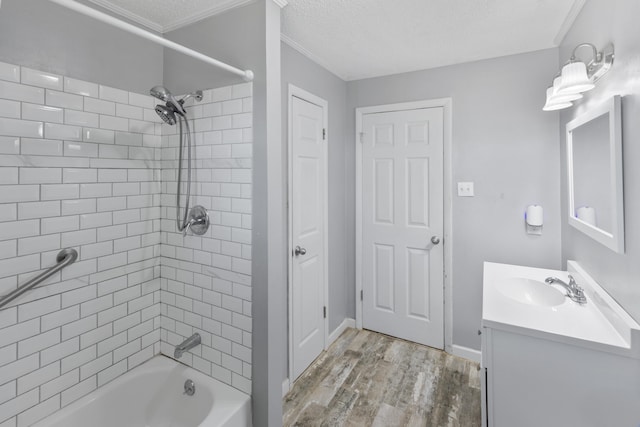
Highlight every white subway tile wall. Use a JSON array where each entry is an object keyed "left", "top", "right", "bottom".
[
  {"left": 0, "top": 63, "right": 253, "bottom": 426},
  {"left": 0, "top": 63, "right": 167, "bottom": 426},
  {"left": 159, "top": 83, "right": 253, "bottom": 395}
]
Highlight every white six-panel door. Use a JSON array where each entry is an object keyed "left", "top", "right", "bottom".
[
  {"left": 361, "top": 107, "right": 444, "bottom": 348},
  {"left": 290, "top": 95, "right": 327, "bottom": 380}
]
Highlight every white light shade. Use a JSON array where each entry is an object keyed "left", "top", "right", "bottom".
[
  {"left": 552, "top": 76, "right": 583, "bottom": 102},
  {"left": 543, "top": 101, "right": 573, "bottom": 111},
  {"left": 557, "top": 61, "right": 595, "bottom": 95},
  {"left": 543, "top": 87, "right": 573, "bottom": 111}
]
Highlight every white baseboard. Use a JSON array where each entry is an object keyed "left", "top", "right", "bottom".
[
  {"left": 282, "top": 378, "right": 290, "bottom": 397},
  {"left": 451, "top": 345, "right": 482, "bottom": 363},
  {"left": 328, "top": 317, "right": 356, "bottom": 346}
]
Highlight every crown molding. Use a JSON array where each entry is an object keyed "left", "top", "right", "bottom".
[
  {"left": 86, "top": 0, "right": 256, "bottom": 34},
  {"left": 162, "top": 0, "right": 256, "bottom": 33},
  {"left": 86, "top": 0, "right": 163, "bottom": 32},
  {"left": 281, "top": 33, "right": 348, "bottom": 81},
  {"left": 554, "top": 0, "right": 586, "bottom": 46},
  {"left": 272, "top": 0, "right": 289, "bottom": 8}
]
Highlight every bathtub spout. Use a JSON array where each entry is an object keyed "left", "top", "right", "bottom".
[{"left": 174, "top": 333, "right": 201, "bottom": 359}]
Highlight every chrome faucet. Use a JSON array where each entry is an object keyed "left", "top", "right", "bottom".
[
  {"left": 182, "top": 206, "right": 209, "bottom": 237},
  {"left": 174, "top": 333, "right": 201, "bottom": 359},
  {"left": 545, "top": 275, "right": 587, "bottom": 304}
]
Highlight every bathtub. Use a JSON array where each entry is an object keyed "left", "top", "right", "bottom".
[{"left": 33, "top": 356, "right": 252, "bottom": 427}]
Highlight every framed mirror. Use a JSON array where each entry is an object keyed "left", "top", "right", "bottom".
[{"left": 567, "top": 95, "right": 624, "bottom": 253}]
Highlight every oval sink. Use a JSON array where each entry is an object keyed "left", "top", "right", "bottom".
[{"left": 496, "top": 278, "right": 566, "bottom": 307}]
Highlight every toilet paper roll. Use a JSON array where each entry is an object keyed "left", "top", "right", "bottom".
[
  {"left": 577, "top": 206, "right": 597, "bottom": 226},
  {"left": 526, "top": 205, "right": 543, "bottom": 227}
]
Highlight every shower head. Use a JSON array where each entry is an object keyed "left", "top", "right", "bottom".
[
  {"left": 150, "top": 85, "right": 172, "bottom": 102},
  {"left": 155, "top": 104, "right": 176, "bottom": 125},
  {"left": 150, "top": 85, "right": 185, "bottom": 115}
]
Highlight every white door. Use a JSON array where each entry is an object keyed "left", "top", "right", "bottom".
[
  {"left": 361, "top": 107, "right": 444, "bottom": 348},
  {"left": 290, "top": 95, "right": 327, "bottom": 380}
]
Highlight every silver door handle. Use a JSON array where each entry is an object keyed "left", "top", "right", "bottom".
[
  {"left": 430, "top": 236, "right": 441, "bottom": 245},
  {"left": 294, "top": 246, "right": 307, "bottom": 256}
]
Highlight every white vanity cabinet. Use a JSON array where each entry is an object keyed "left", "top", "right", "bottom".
[{"left": 481, "top": 261, "right": 640, "bottom": 427}]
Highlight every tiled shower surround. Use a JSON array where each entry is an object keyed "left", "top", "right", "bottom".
[
  {"left": 159, "top": 84, "right": 253, "bottom": 394},
  {"left": 0, "top": 61, "right": 253, "bottom": 426}
]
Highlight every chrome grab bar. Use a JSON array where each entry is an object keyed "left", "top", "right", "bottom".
[{"left": 0, "top": 248, "right": 78, "bottom": 309}]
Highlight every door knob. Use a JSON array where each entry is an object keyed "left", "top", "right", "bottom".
[
  {"left": 430, "top": 236, "right": 441, "bottom": 245},
  {"left": 294, "top": 246, "right": 307, "bottom": 256}
]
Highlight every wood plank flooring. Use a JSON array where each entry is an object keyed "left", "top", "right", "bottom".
[{"left": 283, "top": 328, "right": 481, "bottom": 427}]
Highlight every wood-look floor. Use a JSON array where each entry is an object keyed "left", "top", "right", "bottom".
[{"left": 283, "top": 328, "right": 481, "bottom": 427}]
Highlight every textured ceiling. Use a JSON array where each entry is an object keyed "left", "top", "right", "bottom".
[
  {"left": 86, "top": 0, "right": 255, "bottom": 32},
  {"left": 85, "top": 0, "right": 582, "bottom": 81},
  {"left": 282, "top": 0, "right": 583, "bottom": 80}
]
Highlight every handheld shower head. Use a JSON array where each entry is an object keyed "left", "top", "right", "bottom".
[
  {"left": 155, "top": 104, "right": 176, "bottom": 125},
  {"left": 150, "top": 86, "right": 204, "bottom": 125},
  {"left": 150, "top": 85, "right": 171, "bottom": 102},
  {"left": 150, "top": 85, "right": 185, "bottom": 114}
]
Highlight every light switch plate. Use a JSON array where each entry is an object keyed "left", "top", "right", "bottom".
[{"left": 457, "top": 182, "right": 474, "bottom": 197}]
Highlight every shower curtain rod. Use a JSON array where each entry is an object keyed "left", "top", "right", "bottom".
[{"left": 48, "top": 0, "right": 254, "bottom": 82}]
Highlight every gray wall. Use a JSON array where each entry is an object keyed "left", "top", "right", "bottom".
[
  {"left": 560, "top": 0, "right": 640, "bottom": 322},
  {"left": 346, "top": 48, "right": 562, "bottom": 350},
  {"left": 163, "top": 3, "right": 264, "bottom": 94},
  {"left": 0, "top": 0, "right": 163, "bottom": 93},
  {"left": 280, "top": 42, "right": 349, "bottom": 379},
  {"left": 165, "top": 3, "right": 284, "bottom": 426}
]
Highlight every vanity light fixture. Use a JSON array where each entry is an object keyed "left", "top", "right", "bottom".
[
  {"left": 543, "top": 77, "right": 583, "bottom": 111},
  {"left": 543, "top": 43, "right": 614, "bottom": 111},
  {"left": 543, "top": 87, "right": 574, "bottom": 111}
]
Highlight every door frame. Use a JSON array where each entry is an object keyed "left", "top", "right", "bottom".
[
  {"left": 287, "top": 84, "right": 330, "bottom": 385},
  {"left": 355, "top": 98, "right": 454, "bottom": 353}
]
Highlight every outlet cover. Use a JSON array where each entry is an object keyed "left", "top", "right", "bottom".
[{"left": 457, "top": 182, "right": 474, "bottom": 197}]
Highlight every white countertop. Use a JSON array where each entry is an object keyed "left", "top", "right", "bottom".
[{"left": 482, "top": 261, "right": 640, "bottom": 357}]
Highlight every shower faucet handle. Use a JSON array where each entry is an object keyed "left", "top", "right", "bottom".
[
  {"left": 183, "top": 216, "right": 206, "bottom": 236},
  {"left": 183, "top": 221, "right": 192, "bottom": 237},
  {"left": 183, "top": 205, "right": 210, "bottom": 237}
]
